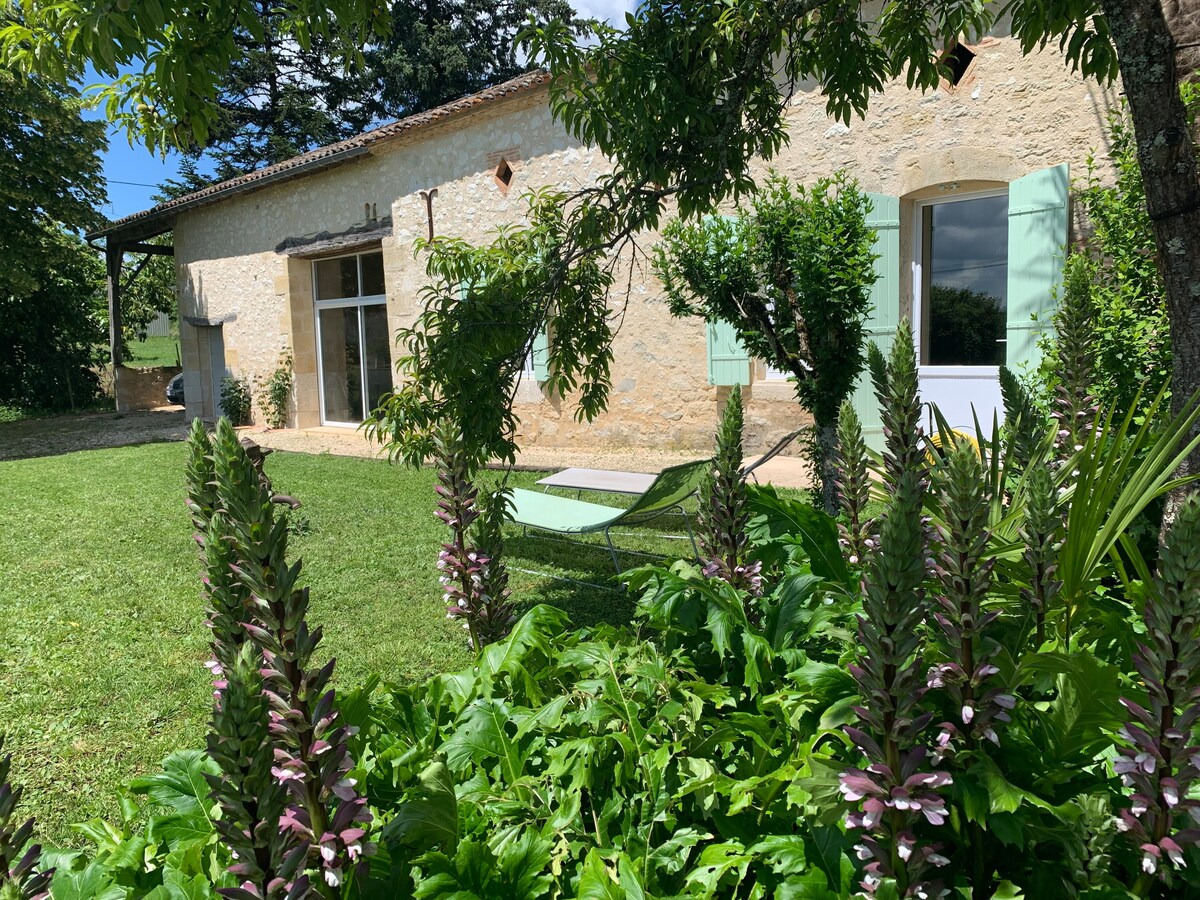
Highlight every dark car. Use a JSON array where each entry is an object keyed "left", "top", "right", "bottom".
[{"left": 166, "top": 372, "right": 185, "bottom": 405}]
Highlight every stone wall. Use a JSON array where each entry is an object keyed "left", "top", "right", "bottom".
[
  {"left": 114, "top": 365, "right": 182, "bottom": 412},
  {"left": 171, "top": 30, "right": 1121, "bottom": 453}
]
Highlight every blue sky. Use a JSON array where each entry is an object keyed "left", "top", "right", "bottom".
[{"left": 89, "top": 0, "right": 634, "bottom": 221}]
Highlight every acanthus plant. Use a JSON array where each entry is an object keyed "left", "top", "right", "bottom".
[
  {"left": 697, "top": 384, "right": 762, "bottom": 600},
  {"left": 434, "top": 421, "right": 516, "bottom": 649},
  {"left": 0, "top": 737, "right": 51, "bottom": 900},
  {"left": 1049, "top": 255, "right": 1100, "bottom": 461},
  {"left": 840, "top": 321, "right": 951, "bottom": 898},
  {"left": 1118, "top": 493, "right": 1200, "bottom": 893},
  {"left": 926, "top": 439, "right": 1014, "bottom": 896},
  {"left": 186, "top": 419, "right": 373, "bottom": 896},
  {"left": 834, "top": 398, "right": 873, "bottom": 568},
  {"left": 927, "top": 439, "right": 1014, "bottom": 754},
  {"left": 1019, "top": 463, "right": 1062, "bottom": 649}
]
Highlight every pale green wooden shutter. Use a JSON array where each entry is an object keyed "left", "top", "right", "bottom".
[
  {"left": 706, "top": 319, "right": 750, "bottom": 385},
  {"left": 703, "top": 214, "right": 751, "bottom": 386},
  {"left": 531, "top": 327, "right": 549, "bottom": 381},
  {"left": 849, "top": 193, "right": 901, "bottom": 451},
  {"left": 1006, "top": 163, "right": 1069, "bottom": 371}
]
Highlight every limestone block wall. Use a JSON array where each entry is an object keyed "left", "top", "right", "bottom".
[{"left": 170, "top": 30, "right": 1120, "bottom": 451}]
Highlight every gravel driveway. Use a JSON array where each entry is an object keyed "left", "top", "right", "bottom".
[{"left": 0, "top": 407, "right": 190, "bottom": 462}]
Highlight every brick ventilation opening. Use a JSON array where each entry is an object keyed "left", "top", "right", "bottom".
[
  {"left": 494, "top": 158, "right": 514, "bottom": 190},
  {"left": 945, "top": 42, "right": 976, "bottom": 87}
]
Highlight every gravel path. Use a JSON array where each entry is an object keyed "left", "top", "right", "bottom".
[
  {"left": 0, "top": 412, "right": 810, "bottom": 488},
  {"left": 0, "top": 407, "right": 190, "bottom": 462}
]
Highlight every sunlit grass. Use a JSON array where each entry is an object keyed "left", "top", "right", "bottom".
[{"left": 0, "top": 443, "right": 699, "bottom": 842}]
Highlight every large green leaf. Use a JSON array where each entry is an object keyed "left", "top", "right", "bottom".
[
  {"left": 128, "top": 751, "right": 218, "bottom": 820},
  {"left": 574, "top": 849, "right": 623, "bottom": 900},
  {"left": 684, "top": 842, "right": 752, "bottom": 897},
  {"left": 1017, "top": 652, "right": 1124, "bottom": 765},
  {"left": 50, "top": 860, "right": 129, "bottom": 900},
  {"left": 441, "top": 699, "right": 524, "bottom": 782},
  {"left": 142, "top": 867, "right": 217, "bottom": 900},
  {"left": 384, "top": 759, "right": 459, "bottom": 854},
  {"left": 746, "top": 486, "right": 848, "bottom": 585},
  {"left": 763, "top": 574, "right": 824, "bottom": 651}
]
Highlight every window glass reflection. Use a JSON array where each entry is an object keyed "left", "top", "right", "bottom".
[{"left": 922, "top": 195, "right": 1008, "bottom": 366}]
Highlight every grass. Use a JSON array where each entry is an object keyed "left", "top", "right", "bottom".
[
  {"left": 0, "top": 442, "right": 698, "bottom": 844},
  {"left": 125, "top": 335, "right": 181, "bottom": 369}
]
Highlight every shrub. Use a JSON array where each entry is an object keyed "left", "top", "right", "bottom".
[
  {"left": 653, "top": 171, "right": 878, "bottom": 513},
  {"left": 220, "top": 375, "right": 253, "bottom": 426},
  {"left": 260, "top": 352, "right": 293, "bottom": 429}
]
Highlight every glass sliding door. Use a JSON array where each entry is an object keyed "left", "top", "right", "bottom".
[
  {"left": 313, "top": 250, "right": 392, "bottom": 425},
  {"left": 318, "top": 307, "right": 363, "bottom": 424}
]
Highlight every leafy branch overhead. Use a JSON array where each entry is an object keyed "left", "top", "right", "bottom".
[{"left": 365, "top": 190, "right": 613, "bottom": 469}]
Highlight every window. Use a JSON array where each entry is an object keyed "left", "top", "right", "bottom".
[
  {"left": 494, "top": 158, "right": 514, "bottom": 190},
  {"left": 914, "top": 191, "right": 1008, "bottom": 367},
  {"left": 313, "top": 250, "right": 392, "bottom": 425},
  {"left": 943, "top": 42, "right": 976, "bottom": 87}
]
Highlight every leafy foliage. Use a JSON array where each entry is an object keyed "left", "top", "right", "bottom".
[
  {"left": 365, "top": 192, "right": 613, "bottom": 469},
  {"left": 219, "top": 377, "right": 252, "bottom": 427},
  {"left": 0, "top": 225, "right": 106, "bottom": 411},
  {"left": 171, "top": 0, "right": 376, "bottom": 180},
  {"left": 0, "top": 63, "right": 107, "bottom": 411},
  {"left": 259, "top": 353, "right": 294, "bottom": 430},
  {"left": 44, "top": 360, "right": 1200, "bottom": 898},
  {"left": 365, "top": 0, "right": 580, "bottom": 119},
  {"left": 653, "top": 172, "right": 877, "bottom": 512}
]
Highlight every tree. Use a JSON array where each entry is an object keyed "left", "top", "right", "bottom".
[
  {"left": 0, "top": 63, "right": 107, "bottom": 410},
  {"left": 365, "top": 0, "right": 579, "bottom": 120},
  {"left": 653, "top": 173, "right": 878, "bottom": 513},
  {"left": 173, "top": 0, "right": 377, "bottom": 181},
  {"left": 0, "top": 66, "right": 105, "bottom": 295},
  {"left": 0, "top": 224, "right": 106, "bottom": 410}
]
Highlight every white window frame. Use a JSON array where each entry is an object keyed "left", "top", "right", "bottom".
[
  {"left": 763, "top": 362, "right": 791, "bottom": 381},
  {"left": 312, "top": 249, "right": 388, "bottom": 427},
  {"left": 910, "top": 187, "right": 1008, "bottom": 376}
]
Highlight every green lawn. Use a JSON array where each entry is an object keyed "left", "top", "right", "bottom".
[
  {"left": 0, "top": 443, "right": 690, "bottom": 844},
  {"left": 125, "top": 334, "right": 181, "bottom": 368}
]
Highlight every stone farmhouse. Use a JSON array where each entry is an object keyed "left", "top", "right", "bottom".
[{"left": 90, "top": 29, "right": 1119, "bottom": 453}]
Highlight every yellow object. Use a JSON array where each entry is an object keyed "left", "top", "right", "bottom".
[{"left": 925, "top": 429, "right": 980, "bottom": 465}]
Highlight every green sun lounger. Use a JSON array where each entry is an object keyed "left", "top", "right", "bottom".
[{"left": 509, "top": 459, "right": 710, "bottom": 572}]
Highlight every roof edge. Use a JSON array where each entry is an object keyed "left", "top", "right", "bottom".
[{"left": 89, "top": 70, "right": 552, "bottom": 242}]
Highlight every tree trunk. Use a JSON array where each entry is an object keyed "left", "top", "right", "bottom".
[
  {"left": 1099, "top": 0, "right": 1200, "bottom": 527},
  {"left": 816, "top": 422, "right": 839, "bottom": 516}
]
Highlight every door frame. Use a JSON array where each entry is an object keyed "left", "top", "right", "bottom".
[
  {"left": 311, "top": 250, "right": 387, "bottom": 427},
  {"left": 910, "top": 187, "right": 1008, "bottom": 434}
]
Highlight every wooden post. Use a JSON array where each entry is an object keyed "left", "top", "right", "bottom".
[{"left": 106, "top": 240, "right": 123, "bottom": 369}]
